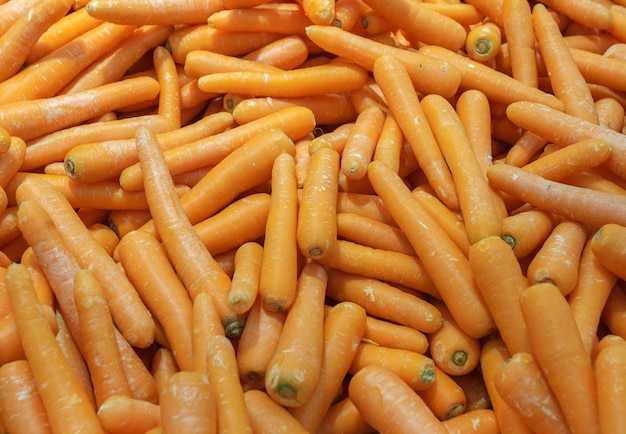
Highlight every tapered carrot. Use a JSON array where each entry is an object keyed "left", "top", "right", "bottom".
[
  {"left": 241, "top": 34, "right": 310, "bottom": 70},
  {"left": 502, "top": 0, "right": 538, "bottom": 87},
  {"left": 258, "top": 153, "right": 299, "bottom": 312},
  {"left": 243, "top": 389, "right": 308, "bottom": 434},
  {"left": 183, "top": 49, "right": 281, "bottom": 80},
  {"left": 362, "top": 313, "right": 429, "bottom": 355},
  {"left": 590, "top": 223, "right": 626, "bottom": 281},
  {"left": 116, "top": 229, "right": 194, "bottom": 372},
  {"left": 416, "top": 365, "right": 467, "bottom": 420},
  {"left": 304, "top": 25, "right": 462, "bottom": 98},
  {"left": 493, "top": 352, "right": 571, "bottom": 434},
  {"left": 189, "top": 291, "right": 224, "bottom": 376},
  {"left": 297, "top": 147, "right": 339, "bottom": 259},
  {"left": 0, "top": 75, "right": 160, "bottom": 141},
  {"left": 237, "top": 296, "right": 287, "bottom": 391},
  {"left": 5, "top": 263, "right": 105, "bottom": 433},
  {"left": 335, "top": 191, "right": 395, "bottom": 226},
  {"left": 340, "top": 105, "right": 385, "bottom": 180},
  {"left": 499, "top": 207, "right": 556, "bottom": 259},
  {"left": 0, "top": 137, "right": 25, "bottom": 188},
  {"left": 159, "top": 371, "right": 217, "bottom": 434},
  {"left": 595, "top": 336, "right": 626, "bottom": 434},
  {"left": 0, "top": 359, "right": 51, "bottom": 434},
  {"left": 227, "top": 241, "right": 263, "bottom": 314},
  {"left": 537, "top": 0, "right": 614, "bottom": 29},
  {"left": 206, "top": 334, "right": 252, "bottom": 433},
  {"left": 152, "top": 45, "right": 182, "bottom": 129},
  {"left": 488, "top": 164, "right": 626, "bottom": 228},
  {"left": 208, "top": 5, "right": 313, "bottom": 35},
  {"left": 15, "top": 177, "right": 155, "bottom": 348},
  {"left": 520, "top": 282, "right": 600, "bottom": 434},
  {"left": 134, "top": 126, "right": 244, "bottom": 339},
  {"left": 86, "top": 0, "right": 224, "bottom": 25},
  {"left": 595, "top": 97, "right": 625, "bottom": 132},
  {"left": 73, "top": 269, "right": 133, "bottom": 407},
  {"left": 349, "top": 364, "right": 448, "bottom": 433},
  {"left": 265, "top": 262, "right": 326, "bottom": 407},
  {"left": 96, "top": 395, "right": 160, "bottom": 434},
  {"left": 336, "top": 212, "right": 415, "bottom": 256},
  {"left": 373, "top": 55, "right": 459, "bottom": 210}
]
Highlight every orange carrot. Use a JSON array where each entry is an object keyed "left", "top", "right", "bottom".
[
  {"left": 317, "top": 397, "right": 375, "bottom": 434},
  {"left": 441, "top": 409, "right": 500, "bottom": 434},
  {"left": 86, "top": 0, "right": 224, "bottom": 25},
  {"left": 0, "top": 137, "right": 25, "bottom": 188},
  {"left": 244, "top": 389, "right": 308, "bottom": 434},
  {"left": 537, "top": 0, "right": 614, "bottom": 29},
  {"left": 416, "top": 365, "right": 467, "bottom": 420},
  {"left": 341, "top": 105, "right": 386, "bottom": 180},
  {"left": 153, "top": 45, "right": 182, "bottom": 129},
  {"left": 453, "top": 370, "right": 491, "bottom": 412},
  {"left": 336, "top": 212, "right": 415, "bottom": 256},
  {"left": 502, "top": 0, "right": 538, "bottom": 87},
  {"left": 208, "top": 5, "right": 313, "bottom": 35},
  {"left": 500, "top": 207, "right": 556, "bottom": 258},
  {"left": 595, "top": 335, "right": 626, "bottom": 434},
  {"left": 362, "top": 313, "right": 429, "bottom": 355},
  {"left": 227, "top": 241, "right": 264, "bottom": 314},
  {"left": 96, "top": 395, "right": 160, "bottom": 434},
  {"left": 190, "top": 290, "right": 225, "bottom": 376},
  {"left": 0, "top": 0, "right": 41, "bottom": 37},
  {"left": 466, "top": 22, "right": 502, "bottom": 63},
  {"left": 349, "top": 364, "right": 448, "bottom": 433}
]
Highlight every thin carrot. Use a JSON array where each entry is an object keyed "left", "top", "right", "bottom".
[
  {"left": 601, "top": 284, "right": 626, "bottom": 340},
  {"left": 340, "top": 105, "right": 386, "bottom": 180},
  {"left": 183, "top": 49, "right": 281, "bottom": 80},
  {"left": 0, "top": 304, "right": 57, "bottom": 365},
  {"left": 493, "top": 352, "right": 571, "bottom": 434},
  {"left": 502, "top": 0, "right": 538, "bottom": 87},
  {"left": 116, "top": 229, "right": 194, "bottom": 372},
  {"left": 336, "top": 212, "right": 415, "bottom": 256},
  {"left": 265, "top": 261, "right": 327, "bottom": 407},
  {"left": 499, "top": 207, "right": 556, "bottom": 258},
  {"left": 96, "top": 394, "right": 160, "bottom": 434},
  {"left": 417, "top": 365, "right": 467, "bottom": 420},
  {"left": 150, "top": 347, "right": 179, "bottom": 399},
  {"left": 349, "top": 364, "right": 448, "bottom": 433},
  {"left": 0, "top": 137, "right": 25, "bottom": 188},
  {"left": 159, "top": 371, "right": 217, "bottom": 434},
  {"left": 589, "top": 223, "right": 626, "bottom": 280},
  {"left": 86, "top": 0, "right": 224, "bottom": 25},
  {"left": 0, "top": 0, "right": 41, "bottom": 38},
  {"left": 520, "top": 282, "right": 600, "bottom": 434},
  {"left": 5, "top": 262, "right": 105, "bottom": 433},
  {"left": 259, "top": 153, "right": 299, "bottom": 312},
  {"left": 595, "top": 97, "right": 625, "bottom": 132},
  {"left": 441, "top": 409, "right": 500, "bottom": 434},
  {"left": 206, "top": 334, "right": 253, "bottom": 433},
  {"left": 190, "top": 290, "right": 225, "bottom": 376},
  {"left": 134, "top": 126, "right": 244, "bottom": 339}
]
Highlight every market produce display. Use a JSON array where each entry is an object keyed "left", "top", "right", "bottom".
[{"left": 1, "top": 0, "right": 626, "bottom": 432}]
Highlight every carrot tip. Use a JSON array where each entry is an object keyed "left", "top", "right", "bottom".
[
  {"left": 501, "top": 234, "right": 516, "bottom": 249},
  {"left": 421, "top": 365, "right": 436, "bottom": 385},
  {"left": 223, "top": 318, "right": 246, "bottom": 340}
]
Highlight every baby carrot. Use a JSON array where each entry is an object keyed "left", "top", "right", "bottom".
[
  {"left": 227, "top": 241, "right": 263, "bottom": 314},
  {"left": 86, "top": 0, "right": 224, "bottom": 25},
  {"left": 259, "top": 153, "right": 299, "bottom": 312},
  {"left": 502, "top": 0, "right": 538, "bottom": 87},
  {"left": 265, "top": 262, "right": 327, "bottom": 407},
  {"left": 488, "top": 164, "right": 626, "bottom": 228},
  {"left": 595, "top": 337, "right": 626, "bottom": 434},
  {"left": 96, "top": 395, "right": 160, "bottom": 434},
  {"left": 244, "top": 389, "right": 308, "bottom": 434},
  {"left": 349, "top": 364, "right": 448, "bottom": 434},
  {"left": 5, "top": 263, "right": 104, "bottom": 433},
  {"left": 520, "top": 282, "right": 600, "bottom": 434}
]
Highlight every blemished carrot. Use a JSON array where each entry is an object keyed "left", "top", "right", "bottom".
[
  {"left": 427, "top": 299, "right": 481, "bottom": 376},
  {"left": 493, "top": 352, "right": 571, "bottom": 434},
  {"left": 134, "top": 126, "right": 244, "bottom": 339},
  {"left": 86, "top": 0, "right": 224, "bottom": 25},
  {"left": 441, "top": 409, "right": 500, "bottom": 434},
  {"left": 159, "top": 370, "right": 217, "bottom": 434},
  {"left": 340, "top": 105, "right": 386, "bottom": 180},
  {"left": 73, "top": 269, "right": 133, "bottom": 407},
  {"left": 373, "top": 55, "right": 459, "bottom": 211},
  {"left": 526, "top": 220, "right": 589, "bottom": 295},
  {"left": 0, "top": 0, "right": 73, "bottom": 83},
  {"left": 244, "top": 389, "right": 308, "bottom": 434},
  {"left": 15, "top": 176, "right": 156, "bottom": 348},
  {"left": 0, "top": 360, "right": 51, "bottom": 434},
  {"left": 536, "top": 0, "right": 614, "bottom": 30},
  {"left": 208, "top": 6, "right": 313, "bottom": 35},
  {"left": 197, "top": 60, "right": 368, "bottom": 98},
  {"left": 297, "top": 147, "right": 339, "bottom": 259},
  {"left": 96, "top": 394, "right": 161, "bottom": 434},
  {"left": 4, "top": 263, "right": 105, "bottom": 433},
  {"left": 206, "top": 334, "right": 253, "bottom": 433},
  {"left": 336, "top": 212, "right": 415, "bottom": 256},
  {"left": 349, "top": 364, "right": 448, "bottom": 434},
  {"left": 237, "top": 296, "right": 287, "bottom": 391},
  {"left": 502, "top": 0, "right": 538, "bottom": 87},
  {"left": 520, "top": 282, "right": 600, "bottom": 434},
  {"left": 595, "top": 336, "right": 626, "bottom": 434},
  {"left": 265, "top": 262, "right": 327, "bottom": 407},
  {"left": 0, "top": 75, "right": 160, "bottom": 142},
  {"left": 417, "top": 365, "right": 467, "bottom": 420},
  {"left": 228, "top": 242, "right": 264, "bottom": 314},
  {"left": 289, "top": 302, "right": 366, "bottom": 432},
  {"left": 465, "top": 22, "right": 502, "bottom": 63},
  {"left": 304, "top": 25, "right": 462, "bottom": 98},
  {"left": 116, "top": 229, "right": 194, "bottom": 372},
  {"left": 533, "top": 3, "right": 599, "bottom": 124},
  {"left": 259, "top": 153, "right": 299, "bottom": 312},
  {"left": 488, "top": 164, "right": 626, "bottom": 228},
  {"left": 362, "top": 313, "right": 429, "bottom": 355},
  {"left": 569, "top": 240, "right": 619, "bottom": 356},
  {"left": 368, "top": 160, "right": 494, "bottom": 338},
  {"left": 241, "top": 35, "right": 310, "bottom": 70}
]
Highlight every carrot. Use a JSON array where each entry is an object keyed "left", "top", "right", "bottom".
[
  {"left": 227, "top": 241, "right": 263, "bottom": 314},
  {"left": 595, "top": 335, "right": 626, "bottom": 434},
  {"left": 416, "top": 366, "right": 467, "bottom": 420},
  {"left": 590, "top": 223, "right": 626, "bottom": 281},
  {"left": 208, "top": 6, "right": 313, "bottom": 35},
  {"left": 537, "top": 0, "right": 614, "bottom": 30},
  {"left": 183, "top": 49, "right": 281, "bottom": 80},
  {"left": 96, "top": 395, "right": 160, "bottom": 434},
  {"left": 150, "top": 347, "right": 179, "bottom": 399},
  {"left": 244, "top": 389, "right": 308, "bottom": 434},
  {"left": 236, "top": 296, "right": 287, "bottom": 391},
  {"left": 340, "top": 105, "right": 386, "bottom": 180},
  {"left": 152, "top": 45, "right": 182, "bottom": 129},
  {"left": 303, "top": 25, "right": 463, "bottom": 98},
  {"left": 0, "top": 137, "right": 25, "bottom": 188},
  {"left": 532, "top": 3, "right": 599, "bottom": 124},
  {"left": 258, "top": 153, "right": 299, "bottom": 312},
  {"left": 159, "top": 371, "right": 217, "bottom": 434},
  {"left": 453, "top": 370, "right": 491, "bottom": 412},
  {"left": 297, "top": 147, "right": 340, "bottom": 259},
  {"left": 427, "top": 299, "right": 481, "bottom": 376},
  {"left": 595, "top": 97, "right": 625, "bottom": 132},
  {"left": 465, "top": 22, "right": 502, "bottom": 63},
  {"left": 0, "top": 75, "right": 160, "bottom": 142},
  {"left": 189, "top": 291, "right": 224, "bottom": 377},
  {"left": 296, "top": 0, "right": 335, "bottom": 25},
  {"left": 0, "top": 360, "right": 51, "bottom": 434},
  {"left": 493, "top": 352, "right": 571, "bottom": 434},
  {"left": 488, "top": 163, "right": 626, "bottom": 228},
  {"left": 0, "top": 305, "right": 57, "bottom": 365},
  {"left": 206, "top": 334, "right": 253, "bottom": 433},
  {"left": 371, "top": 110, "right": 403, "bottom": 173},
  {"left": 520, "top": 282, "right": 600, "bottom": 434},
  {"left": 317, "top": 397, "right": 375, "bottom": 434},
  {"left": 241, "top": 35, "right": 310, "bottom": 70},
  {"left": 134, "top": 126, "right": 244, "bottom": 339},
  {"left": 197, "top": 60, "right": 369, "bottom": 98},
  {"left": 500, "top": 207, "right": 556, "bottom": 258},
  {"left": 333, "top": 0, "right": 367, "bottom": 30},
  {"left": 336, "top": 212, "right": 415, "bottom": 256},
  {"left": 86, "top": 0, "right": 224, "bottom": 25},
  {"left": 361, "top": 313, "right": 429, "bottom": 354},
  {"left": 116, "top": 229, "right": 194, "bottom": 372},
  {"left": 602, "top": 284, "right": 626, "bottom": 340},
  {"left": 373, "top": 55, "right": 459, "bottom": 210},
  {"left": 15, "top": 176, "right": 156, "bottom": 348},
  {"left": 501, "top": 0, "right": 537, "bottom": 87},
  {"left": 4, "top": 262, "right": 104, "bottom": 433},
  {"left": 441, "top": 409, "right": 500, "bottom": 434},
  {"left": 265, "top": 261, "right": 327, "bottom": 407},
  {"left": 349, "top": 364, "right": 448, "bottom": 434},
  {"left": 308, "top": 122, "right": 354, "bottom": 154},
  {"left": 0, "top": 0, "right": 41, "bottom": 38}
]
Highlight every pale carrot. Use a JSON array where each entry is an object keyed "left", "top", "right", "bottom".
[{"left": 537, "top": 0, "right": 614, "bottom": 29}]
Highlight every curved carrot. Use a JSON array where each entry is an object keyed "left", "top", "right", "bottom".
[
  {"left": 153, "top": 45, "right": 182, "bottom": 129},
  {"left": 86, "top": 0, "right": 224, "bottom": 25},
  {"left": 502, "top": 0, "right": 538, "bottom": 87},
  {"left": 227, "top": 241, "right": 263, "bottom": 314},
  {"left": 341, "top": 105, "right": 385, "bottom": 180},
  {"left": 241, "top": 34, "right": 310, "bottom": 70},
  {"left": 96, "top": 394, "right": 160, "bottom": 434}
]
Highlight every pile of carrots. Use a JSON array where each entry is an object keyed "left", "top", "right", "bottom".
[{"left": 2, "top": 0, "right": 626, "bottom": 432}]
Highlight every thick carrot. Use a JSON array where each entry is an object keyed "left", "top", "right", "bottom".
[
  {"left": 595, "top": 336, "right": 626, "bottom": 434},
  {"left": 86, "top": 0, "right": 224, "bottom": 25},
  {"left": 116, "top": 229, "right": 194, "bottom": 372},
  {"left": 5, "top": 262, "right": 105, "bottom": 433},
  {"left": 500, "top": 208, "right": 556, "bottom": 258},
  {"left": 96, "top": 395, "right": 160, "bottom": 434},
  {"left": 590, "top": 223, "right": 626, "bottom": 280},
  {"left": 349, "top": 364, "right": 448, "bottom": 434},
  {"left": 465, "top": 22, "right": 502, "bottom": 63},
  {"left": 183, "top": 49, "right": 281, "bottom": 80},
  {"left": 0, "top": 0, "right": 41, "bottom": 37},
  {"left": 0, "top": 76, "right": 160, "bottom": 142},
  {"left": 134, "top": 126, "right": 244, "bottom": 339},
  {"left": 502, "top": 0, "right": 538, "bottom": 87},
  {"left": 317, "top": 396, "right": 375, "bottom": 434},
  {"left": 0, "top": 137, "right": 25, "bottom": 188},
  {"left": 488, "top": 163, "right": 626, "bottom": 228},
  {"left": 265, "top": 262, "right": 327, "bottom": 407},
  {"left": 227, "top": 241, "right": 263, "bottom": 314},
  {"left": 454, "top": 370, "right": 491, "bottom": 412},
  {"left": 0, "top": 305, "right": 57, "bottom": 366},
  {"left": 520, "top": 282, "right": 600, "bottom": 434},
  {"left": 244, "top": 389, "right": 308, "bottom": 434}
]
